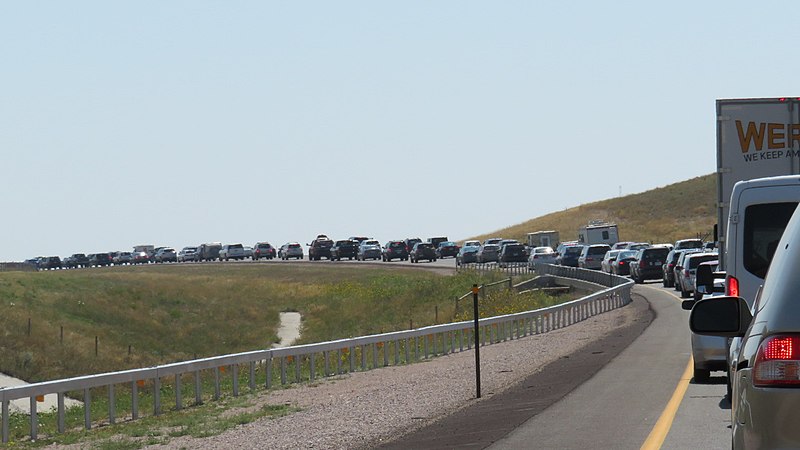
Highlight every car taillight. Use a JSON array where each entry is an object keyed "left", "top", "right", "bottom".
[
  {"left": 754, "top": 335, "right": 800, "bottom": 386},
  {"left": 727, "top": 275, "right": 739, "bottom": 297},
  {"left": 620, "top": 261, "right": 626, "bottom": 265},
  {"left": 684, "top": 269, "right": 690, "bottom": 276}
]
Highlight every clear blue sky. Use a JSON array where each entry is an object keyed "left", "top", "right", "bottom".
[{"left": 2, "top": 1, "right": 798, "bottom": 261}]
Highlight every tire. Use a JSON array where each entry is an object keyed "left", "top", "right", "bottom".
[{"left": 693, "top": 367, "right": 710, "bottom": 383}]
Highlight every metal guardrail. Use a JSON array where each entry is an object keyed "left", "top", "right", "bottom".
[
  {"left": 456, "top": 261, "right": 530, "bottom": 276},
  {"left": 0, "top": 263, "right": 36, "bottom": 272},
  {"left": 0, "top": 265, "right": 633, "bottom": 443}
]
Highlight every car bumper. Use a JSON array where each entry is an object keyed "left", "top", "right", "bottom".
[{"left": 735, "top": 372, "right": 800, "bottom": 448}]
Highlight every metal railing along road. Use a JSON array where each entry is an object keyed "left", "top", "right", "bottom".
[{"left": 0, "top": 265, "right": 633, "bottom": 443}]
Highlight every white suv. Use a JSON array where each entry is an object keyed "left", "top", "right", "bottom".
[{"left": 219, "top": 244, "right": 247, "bottom": 261}]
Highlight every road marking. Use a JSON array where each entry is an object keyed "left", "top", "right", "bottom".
[{"left": 640, "top": 356, "right": 693, "bottom": 449}]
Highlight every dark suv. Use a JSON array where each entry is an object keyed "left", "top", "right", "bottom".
[
  {"left": 308, "top": 236, "right": 334, "bottom": 260},
  {"left": 330, "top": 240, "right": 358, "bottom": 261},
  {"left": 64, "top": 253, "right": 90, "bottom": 269},
  {"left": 631, "top": 246, "right": 670, "bottom": 283},
  {"left": 39, "top": 256, "right": 62, "bottom": 270},
  {"left": 88, "top": 253, "right": 113, "bottom": 267},
  {"left": 382, "top": 241, "right": 409, "bottom": 262},
  {"left": 253, "top": 242, "right": 276, "bottom": 260},
  {"left": 410, "top": 243, "right": 437, "bottom": 263},
  {"left": 436, "top": 241, "right": 460, "bottom": 259},
  {"left": 498, "top": 244, "right": 527, "bottom": 267}
]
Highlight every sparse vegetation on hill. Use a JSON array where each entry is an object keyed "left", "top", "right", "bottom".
[{"left": 469, "top": 174, "right": 716, "bottom": 245}]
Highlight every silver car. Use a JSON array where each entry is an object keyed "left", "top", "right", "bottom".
[
  {"left": 357, "top": 240, "right": 382, "bottom": 261},
  {"left": 578, "top": 244, "right": 610, "bottom": 270},
  {"left": 477, "top": 244, "right": 500, "bottom": 263},
  {"left": 279, "top": 242, "right": 303, "bottom": 260},
  {"left": 689, "top": 204, "right": 800, "bottom": 448}
]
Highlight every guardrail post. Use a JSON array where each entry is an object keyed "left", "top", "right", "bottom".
[
  {"left": 295, "top": 357, "right": 301, "bottom": 382},
  {"left": 57, "top": 392, "right": 65, "bottom": 433},
  {"left": 249, "top": 362, "right": 256, "bottom": 391},
  {"left": 131, "top": 381, "right": 139, "bottom": 420},
  {"left": 266, "top": 358, "right": 273, "bottom": 388},
  {"left": 233, "top": 364, "right": 240, "bottom": 396},
  {"left": 214, "top": 368, "right": 221, "bottom": 400},
  {"left": 30, "top": 397, "right": 37, "bottom": 440},
  {"left": 109, "top": 384, "right": 116, "bottom": 424},
  {"left": 195, "top": 371, "right": 203, "bottom": 404},
  {"left": 1, "top": 399, "right": 7, "bottom": 444},
  {"left": 349, "top": 347, "right": 355, "bottom": 373},
  {"left": 175, "top": 375, "right": 182, "bottom": 410},
  {"left": 83, "top": 388, "right": 92, "bottom": 429},
  {"left": 310, "top": 354, "right": 316, "bottom": 381},
  {"left": 361, "top": 345, "right": 367, "bottom": 370},
  {"left": 154, "top": 378, "right": 161, "bottom": 416}
]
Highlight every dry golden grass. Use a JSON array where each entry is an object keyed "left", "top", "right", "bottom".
[{"left": 468, "top": 174, "right": 716, "bottom": 245}]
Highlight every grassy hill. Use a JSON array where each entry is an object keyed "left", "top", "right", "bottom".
[{"left": 469, "top": 174, "right": 716, "bottom": 245}]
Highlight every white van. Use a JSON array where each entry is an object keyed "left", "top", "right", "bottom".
[{"left": 725, "top": 175, "right": 800, "bottom": 306}]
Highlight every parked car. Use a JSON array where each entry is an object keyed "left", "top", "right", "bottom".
[
  {"left": 498, "top": 243, "right": 527, "bottom": 267},
  {"left": 578, "top": 244, "right": 611, "bottom": 270},
  {"left": 476, "top": 244, "right": 500, "bottom": 263},
  {"left": 600, "top": 250, "right": 622, "bottom": 273},
  {"left": 278, "top": 243, "right": 303, "bottom": 260},
  {"left": 528, "top": 246, "right": 558, "bottom": 269},
  {"left": 688, "top": 203, "right": 800, "bottom": 448},
  {"left": 219, "top": 244, "right": 247, "bottom": 261},
  {"left": 630, "top": 246, "right": 670, "bottom": 283},
  {"left": 675, "top": 252, "right": 718, "bottom": 299},
  {"left": 456, "top": 245, "right": 480, "bottom": 265},
  {"left": 682, "top": 263, "right": 728, "bottom": 383},
  {"left": 177, "top": 247, "right": 198, "bottom": 262},
  {"left": 88, "top": 253, "right": 113, "bottom": 267},
  {"left": 674, "top": 238, "right": 704, "bottom": 250},
  {"left": 673, "top": 249, "right": 703, "bottom": 291},
  {"left": 435, "top": 241, "right": 460, "bottom": 259},
  {"left": 382, "top": 240, "right": 409, "bottom": 262},
  {"left": 113, "top": 252, "right": 133, "bottom": 265},
  {"left": 64, "top": 253, "right": 89, "bottom": 269},
  {"left": 611, "top": 250, "right": 638, "bottom": 276},
  {"left": 410, "top": 242, "right": 437, "bottom": 263},
  {"left": 154, "top": 248, "right": 177, "bottom": 263},
  {"left": 483, "top": 237, "right": 503, "bottom": 247},
  {"left": 330, "top": 240, "right": 358, "bottom": 261},
  {"left": 252, "top": 242, "right": 276, "bottom": 260},
  {"left": 308, "top": 236, "right": 334, "bottom": 261},
  {"left": 404, "top": 238, "right": 423, "bottom": 253},
  {"left": 132, "top": 251, "right": 150, "bottom": 264},
  {"left": 39, "top": 256, "right": 62, "bottom": 270},
  {"left": 357, "top": 240, "right": 382, "bottom": 261},
  {"left": 557, "top": 244, "right": 584, "bottom": 267},
  {"left": 662, "top": 249, "right": 682, "bottom": 288}
]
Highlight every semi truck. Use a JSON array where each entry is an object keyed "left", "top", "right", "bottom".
[{"left": 716, "top": 97, "right": 800, "bottom": 269}]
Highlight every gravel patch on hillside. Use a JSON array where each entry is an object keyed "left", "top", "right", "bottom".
[{"left": 150, "top": 302, "right": 640, "bottom": 450}]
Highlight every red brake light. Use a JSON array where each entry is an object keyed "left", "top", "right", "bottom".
[
  {"left": 620, "top": 261, "right": 626, "bottom": 265},
  {"left": 726, "top": 275, "right": 739, "bottom": 297},
  {"left": 754, "top": 335, "right": 800, "bottom": 386}
]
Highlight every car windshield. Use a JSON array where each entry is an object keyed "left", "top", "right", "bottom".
[
  {"left": 618, "top": 250, "right": 637, "bottom": 259},
  {"left": 389, "top": 242, "right": 404, "bottom": 248},
  {"left": 744, "top": 202, "right": 798, "bottom": 278},
  {"left": 565, "top": 247, "right": 583, "bottom": 256},
  {"left": 365, "top": 241, "right": 379, "bottom": 246},
  {"left": 588, "top": 246, "right": 609, "bottom": 256}
]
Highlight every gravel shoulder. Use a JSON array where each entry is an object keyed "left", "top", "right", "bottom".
[{"left": 151, "top": 296, "right": 647, "bottom": 450}]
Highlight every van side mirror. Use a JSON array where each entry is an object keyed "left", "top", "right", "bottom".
[{"left": 689, "top": 296, "right": 751, "bottom": 337}]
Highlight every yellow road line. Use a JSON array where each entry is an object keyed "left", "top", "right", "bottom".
[{"left": 640, "top": 357, "right": 693, "bottom": 449}]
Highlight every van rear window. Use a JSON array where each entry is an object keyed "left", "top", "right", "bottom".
[{"left": 743, "top": 202, "right": 798, "bottom": 278}]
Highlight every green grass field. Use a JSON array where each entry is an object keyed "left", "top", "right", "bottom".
[{"left": 0, "top": 263, "right": 559, "bottom": 383}]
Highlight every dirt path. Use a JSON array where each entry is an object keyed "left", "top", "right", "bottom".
[{"left": 272, "top": 312, "right": 301, "bottom": 348}]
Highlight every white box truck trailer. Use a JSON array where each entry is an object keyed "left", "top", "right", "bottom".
[
  {"left": 526, "top": 231, "right": 560, "bottom": 250},
  {"left": 577, "top": 221, "right": 618, "bottom": 246},
  {"left": 716, "top": 97, "right": 800, "bottom": 269}
]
